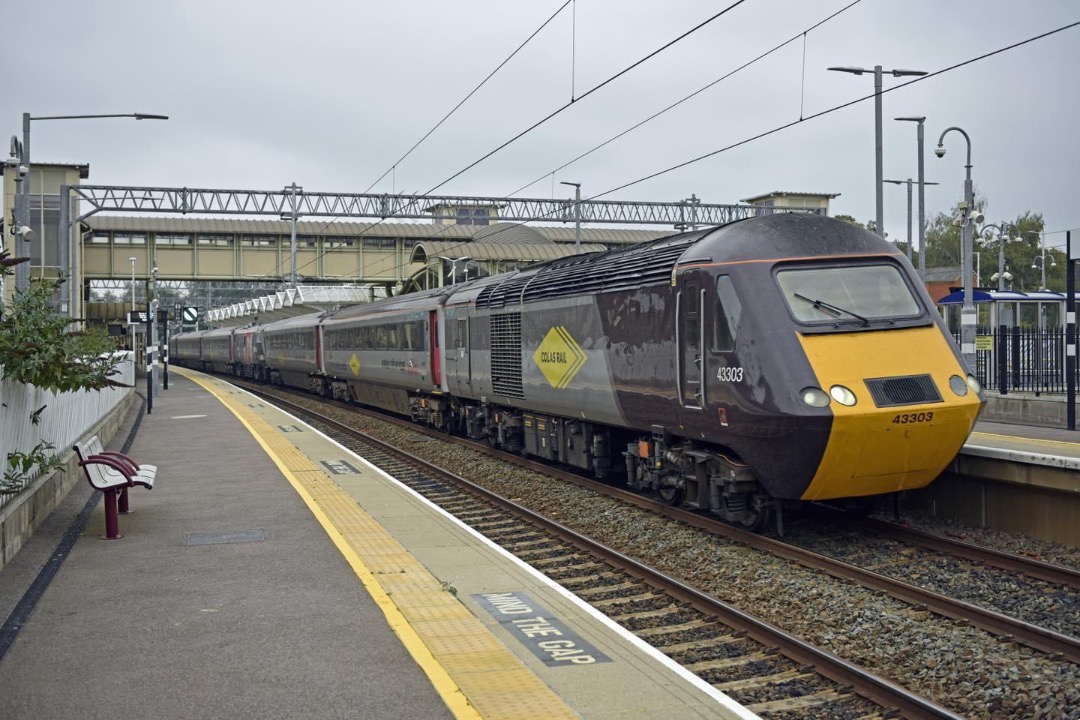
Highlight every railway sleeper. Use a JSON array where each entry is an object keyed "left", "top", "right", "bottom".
[
  {"left": 742, "top": 689, "right": 851, "bottom": 714},
  {"left": 684, "top": 649, "right": 777, "bottom": 673},
  {"left": 715, "top": 669, "right": 816, "bottom": 692},
  {"left": 650, "top": 630, "right": 745, "bottom": 649}
]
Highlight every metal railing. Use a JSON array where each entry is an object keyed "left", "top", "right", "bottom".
[{"left": 956, "top": 328, "right": 1069, "bottom": 395}]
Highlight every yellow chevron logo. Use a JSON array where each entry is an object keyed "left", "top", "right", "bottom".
[
  {"left": 533, "top": 326, "right": 587, "bottom": 389},
  {"left": 349, "top": 353, "right": 361, "bottom": 376}
]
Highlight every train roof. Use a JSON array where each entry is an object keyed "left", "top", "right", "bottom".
[
  {"left": 201, "top": 326, "right": 236, "bottom": 338},
  {"left": 322, "top": 285, "right": 452, "bottom": 326},
  {"left": 688, "top": 213, "right": 900, "bottom": 266},
  {"left": 258, "top": 311, "right": 326, "bottom": 333},
  {"left": 449, "top": 214, "right": 890, "bottom": 309}
]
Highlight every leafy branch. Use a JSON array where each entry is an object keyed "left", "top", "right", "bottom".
[
  {"left": 1, "top": 276, "right": 128, "bottom": 493},
  {"left": 1, "top": 440, "right": 64, "bottom": 494},
  {"left": 0, "top": 277, "right": 124, "bottom": 392}
]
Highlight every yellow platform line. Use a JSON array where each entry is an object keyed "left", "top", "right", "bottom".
[
  {"left": 970, "top": 431, "right": 1080, "bottom": 450},
  {"left": 177, "top": 369, "right": 578, "bottom": 720}
]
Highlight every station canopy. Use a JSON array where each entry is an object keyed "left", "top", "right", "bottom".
[{"left": 205, "top": 285, "right": 378, "bottom": 326}]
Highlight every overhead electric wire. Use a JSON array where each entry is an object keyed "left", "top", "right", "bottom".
[
  {"left": 361, "top": 0, "right": 573, "bottom": 195},
  {"left": 253, "top": 1, "right": 573, "bottom": 284},
  {"left": 591, "top": 18, "right": 1080, "bottom": 201},
  {"left": 288, "top": 16, "right": 1080, "bottom": 286},
  {"left": 421, "top": 0, "right": 749, "bottom": 195},
  {"left": 506, "top": 0, "right": 862, "bottom": 197},
  {"left": 254, "top": 1, "right": 751, "bottom": 284}
]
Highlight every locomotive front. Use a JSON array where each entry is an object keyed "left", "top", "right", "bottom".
[{"left": 671, "top": 214, "right": 985, "bottom": 516}]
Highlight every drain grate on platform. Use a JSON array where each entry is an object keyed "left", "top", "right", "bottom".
[{"left": 185, "top": 529, "right": 266, "bottom": 546}]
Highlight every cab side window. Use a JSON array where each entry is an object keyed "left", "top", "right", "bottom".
[{"left": 712, "top": 275, "right": 742, "bottom": 352}]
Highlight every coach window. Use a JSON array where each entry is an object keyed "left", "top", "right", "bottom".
[
  {"left": 456, "top": 319, "right": 467, "bottom": 349},
  {"left": 156, "top": 233, "right": 192, "bottom": 246},
  {"left": 198, "top": 233, "right": 234, "bottom": 246},
  {"left": 712, "top": 275, "right": 742, "bottom": 352}
]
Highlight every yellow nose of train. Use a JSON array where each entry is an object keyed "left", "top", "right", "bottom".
[{"left": 797, "top": 326, "right": 983, "bottom": 501}]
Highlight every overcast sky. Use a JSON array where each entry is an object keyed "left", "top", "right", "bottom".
[{"left": 5, "top": 0, "right": 1079, "bottom": 251}]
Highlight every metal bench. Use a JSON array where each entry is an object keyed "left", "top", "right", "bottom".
[
  {"left": 86, "top": 436, "right": 158, "bottom": 478},
  {"left": 73, "top": 436, "right": 156, "bottom": 539}
]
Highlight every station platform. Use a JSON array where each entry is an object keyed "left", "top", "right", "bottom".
[
  {"left": 927, "top": 419, "right": 1080, "bottom": 545},
  {"left": 0, "top": 371, "right": 753, "bottom": 720}
]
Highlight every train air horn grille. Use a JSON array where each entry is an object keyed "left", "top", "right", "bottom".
[{"left": 864, "top": 374, "right": 943, "bottom": 407}]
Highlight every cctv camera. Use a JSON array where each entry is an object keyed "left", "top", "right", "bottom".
[
  {"left": 969, "top": 210, "right": 985, "bottom": 226},
  {"left": 17, "top": 225, "right": 33, "bottom": 242},
  {"left": 16, "top": 164, "right": 28, "bottom": 178},
  {"left": 934, "top": 146, "right": 946, "bottom": 158}
]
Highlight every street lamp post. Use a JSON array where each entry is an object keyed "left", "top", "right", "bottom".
[
  {"left": 896, "top": 116, "right": 929, "bottom": 280},
  {"left": 980, "top": 224, "right": 1014, "bottom": 291},
  {"left": 129, "top": 257, "right": 137, "bottom": 318},
  {"left": 884, "top": 178, "right": 939, "bottom": 265},
  {"left": 12, "top": 111, "right": 168, "bottom": 297},
  {"left": 436, "top": 256, "right": 474, "bottom": 286},
  {"left": 828, "top": 66, "right": 927, "bottom": 239},
  {"left": 1032, "top": 236, "right": 1055, "bottom": 290},
  {"left": 283, "top": 182, "right": 302, "bottom": 287},
  {"left": 559, "top": 181, "right": 582, "bottom": 254},
  {"left": 935, "top": 126, "right": 979, "bottom": 369}
]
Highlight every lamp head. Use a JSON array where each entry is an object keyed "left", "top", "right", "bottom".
[{"left": 934, "top": 145, "right": 946, "bottom": 158}]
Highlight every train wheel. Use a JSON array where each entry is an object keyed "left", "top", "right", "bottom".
[
  {"left": 657, "top": 485, "right": 685, "bottom": 506},
  {"left": 737, "top": 507, "right": 771, "bottom": 532}
]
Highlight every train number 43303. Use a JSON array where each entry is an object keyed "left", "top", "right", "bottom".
[{"left": 892, "top": 412, "right": 933, "bottom": 424}]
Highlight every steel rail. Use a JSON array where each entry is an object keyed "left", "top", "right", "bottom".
[
  {"left": 852, "top": 516, "right": 1080, "bottom": 591},
  {"left": 240, "top": 379, "right": 1080, "bottom": 663},
  {"left": 241, "top": 383, "right": 963, "bottom": 720}
]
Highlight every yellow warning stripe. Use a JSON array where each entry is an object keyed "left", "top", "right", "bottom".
[
  {"left": 177, "top": 368, "right": 577, "bottom": 720},
  {"left": 970, "top": 431, "right": 1080, "bottom": 450}
]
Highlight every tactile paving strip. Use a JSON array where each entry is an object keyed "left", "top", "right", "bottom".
[{"left": 180, "top": 369, "right": 578, "bottom": 720}]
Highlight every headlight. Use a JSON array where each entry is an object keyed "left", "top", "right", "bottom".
[
  {"left": 800, "top": 387, "right": 831, "bottom": 407},
  {"left": 829, "top": 384, "right": 857, "bottom": 406},
  {"left": 966, "top": 374, "right": 982, "bottom": 394},
  {"left": 949, "top": 375, "right": 969, "bottom": 396}
]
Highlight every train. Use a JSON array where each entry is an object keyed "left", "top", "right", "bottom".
[{"left": 171, "top": 213, "right": 985, "bottom": 530}]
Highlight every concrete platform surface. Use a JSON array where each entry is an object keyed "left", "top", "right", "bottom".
[{"left": 0, "top": 371, "right": 752, "bottom": 720}]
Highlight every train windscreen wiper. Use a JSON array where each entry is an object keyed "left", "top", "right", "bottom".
[{"left": 793, "top": 293, "right": 869, "bottom": 326}]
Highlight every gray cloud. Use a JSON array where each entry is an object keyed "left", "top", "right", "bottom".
[{"left": 5, "top": 0, "right": 1079, "bottom": 248}]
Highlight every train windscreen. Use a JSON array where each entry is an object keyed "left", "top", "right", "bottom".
[{"left": 776, "top": 264, "right": 921, "bottom": 325}]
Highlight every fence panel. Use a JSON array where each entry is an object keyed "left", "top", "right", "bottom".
[{"left": 0, "top": 352, "right": 134, "bottom": 506}]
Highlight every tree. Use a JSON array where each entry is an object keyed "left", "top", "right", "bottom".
[
  {"left": 1, "top": 275, "right": 122, "bottom": 493},
  {"left": 920, "top": 202, "right": 1062, "bottom": 291},
  {"left": 834, "top": 214, "right": 865, "bottom": 229},
  {"left": 0, "top": 278, "right": 122, "bottom": 392}
]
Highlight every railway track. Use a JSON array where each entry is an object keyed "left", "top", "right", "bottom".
[
  {"left": 236, "top": 381, "right": 956, "bottom": 719},
  {"left": 230, "top": 379, "right": 1080, "bottom": 716}
]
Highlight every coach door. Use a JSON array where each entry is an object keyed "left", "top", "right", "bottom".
[
  {"left": 429, "top": 311, "right": 442, "bottom": 386},
  {"left": 444, "top": 309, "right": 471, "bottom": 392},
  {"left": 677, "top": 271, "right": 706, "bottom": 410}
]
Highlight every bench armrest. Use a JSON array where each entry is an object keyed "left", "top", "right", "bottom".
[
  {"left": 96, "top": 451, "right": 140, "bottom": 474},
  {"left": 79, "top": 456, "right": 135, "bottom": 485}
]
